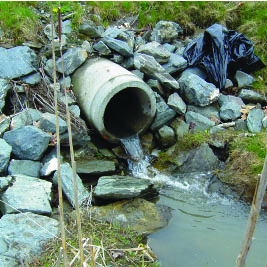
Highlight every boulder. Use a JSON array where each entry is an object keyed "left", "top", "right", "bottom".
[
  {"left": 53, "top": 162, "right": 90, "bottom": 208},
  {"left": 0, "top": 212, "right": 59, "bottom": 265},
  {"left": 94, "top": 175, "right": 157, "bottom": 200},
  {"left": 76, "top": 159, "right": 116, "bottom": 175},
  {"left": 218, "top": 94, "right": 245, "bottom": 122},
  {"left": 137, "top": 41, "right": 171, "bottom": 63},
  {"left": 90, "top": 198, "right": 172, "bottom": 234},
  {"left": 93, "top": 40, "right": 112, "bottom": 55},
  {"left": 238, "top": 88, "right": 267, "bottom": 104},
  {"left": 180, "top": 66, "right": 208, "bottom": 80},
  {"left": 8, "top": 159, "right": 41, "bottom": 177},
  {"left": 0, "top": 176, "right": 12, "bottom": 192},
  {"left": 187, "top": 104, "right": 220, "bottom": 123},
  {"left": 0, "top": 174, "right": 52, "bottom": 215},
  {"left": 60, "top": 130, "right": 91, "bottom": 147},
  {"left": 150, "top": 20, "right": 183, "bottom": 44},
  {"left": 156, "top": 125, "right": 176, "bottom": 148},
  {"left": 167, "top": 92, "right": 187, "bottom": 115},
  {"left": 0, "top": 139, "right": 12, "bottom": 174},
  {"left": 0, "top": 46, "right": 38, "bottom": 79},
  {"left": 0, "top": 79, "right": 11, "bottom": 113},
  {"left": 56, "top": 48, "right": 88, "bottom": 76},
  {"left": 178, "top": 73, "right": 219, "bottom": 106},
  {"left": 150, "top": 93, "right": 177, "bottom": 132},
  {"left": 185, "top": 111, "right": 215, "bottom": 132},
  {"left": 162, "top": 53, "right": 188, "bottom": 74},
  {"left": 235, "top": 70, "right": 255, "bottom": 88},
  {"left": 103, "top": 36, "right": 133, "bottom": 57},
  {"left": 134, "top": 53, "right": 179, "bottom": 90},
  {"left": 247, "top": 108, "right": 264, "bottom": 133},
  {"left": 3, "top": 126, "right": 51, "bottom": 160},
  {"left": 39, "top": 112, "right": 68, "bottom": 134},
  {"left": 170, "top": 118, "right": 190, "bottom": 139},
  {"left": 79, "top": 24, "right": 103, "bottom": 38}
]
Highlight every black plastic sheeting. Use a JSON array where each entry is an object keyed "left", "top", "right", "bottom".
[{"left": 183, "top": 24, "right": 265, "bottom": 89}]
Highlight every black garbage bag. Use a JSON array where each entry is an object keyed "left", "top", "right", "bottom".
[{"left": 183, "top": 24, "right": 265, "bottom": 89}]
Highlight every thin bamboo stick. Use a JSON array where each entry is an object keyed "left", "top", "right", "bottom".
[
  {"left": 50, "top": 3, "right": 68, "bottom": 266},
  {"left": 57, "top": 5, "right": 85, "bottom": 266},
  {"left": 236, "top": 146, "right": 267, "bottom": 267}
]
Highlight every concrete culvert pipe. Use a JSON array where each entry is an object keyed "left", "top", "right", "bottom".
[{"left": 71, "top": 58, "right": 156, "bottom": 143}]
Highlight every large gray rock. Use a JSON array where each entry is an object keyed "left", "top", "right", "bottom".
[
  {"left": 247, "top": 108, "right": 264, "bottom": 133},
  {"left": 162, "top": 53, "right": 188, "bottom": 74},
  {"left": 79, "top": 24, "right": 103, "bottom": 38},
  {"left": 3, "top": 126, "right": 51, "bottom": 160},
  {"left": 94, "top": 175, "right": 157, "bottom": 200},
  {"left": 0, "top": 139, "right": 12, "bottom": 175},
  {"left": 150, "top": 20, "right": 183, "bottom": 44},
  {"left": 170, "top": 118, "right": 190, "bottom": 139},
  {"left": 10, "top": 108, "right": 42, "bottom": 129},
  {"left": 167, "top": 92, "right": 187, "bottom": 115},
  {"left": 21, "top": 72, "right": 42, "bottom": 85},
  {"left": 0, "top": 212, "right": 59, "bottom": 266},
  {"left": 218, "top": 94, "right": 245, "bottom": 122},
  {"left": 0, "top": 79, "right": 11, "bottom": 113},
  {"left": 0, "top": 175, "right": 52, "bottom": 215},
  {"left": 150, "top": 93, "right": 177, "bottom": 132},
  {"left": 39, "top": 112, "right": 68, "bottom": 134},
  {"left": 53, "top": 162, "right": 90, "bottom": 208},
  {"left": 177, "top": 143, "right": 223, "bottom": 174},
  {"left": 235, "top": 70, "right": 255, "bottom": 88},
  {"left": 76, "top": 159, "right": 116, "bottom": 175},
  {"left": 56, "top": 48, "right": 88, "bottom": 75},
  {"left": 238, "top": 88, "right": 267, "bottom": 104},
  {"left": 8, "top": 159, "right": 41, "bottom": 177},
  {"left": 185, "top": 111, "right": 215, "bottom": 132},
  {"left": 91, "top": 198, "right": 172, "bottom": 234},
  {"left": 0, "top": 115, "right": 10, "bottom": 137},
  {"left": 137, "top": 41, "right": 171, "bottom": 63},
  {"left": 0, "top": 176, "right": 12, "bottom": 192},
  {"left": 134, "top": 53, "right": 179, "bottom": 90},
  {"left": 0, "top": 46, "right": 38, "bottom": 79},
  {"left": 93, "top": 40, "right": 112, "bottom": 55},
  {"left": 180, "top": 66, "right": 208, "bottom": 80},
  {"left": 178, "top": 73, "right": 219, "bottom": 106},
  {"left": 103, "top": 36, "right": 133, "bottom": 57},
  {"left": 60, "top": 130, "right": 91, "bottom": 147},
  {"left": 156, "top": 125, "right": 176, "bottom": 148},
  {"left": 187, "top": 104, "right": 220, "bottom": 123}
]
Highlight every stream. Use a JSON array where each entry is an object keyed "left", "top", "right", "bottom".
[{"left": 122, "top": 135, "right": 267, "bottom": 267}]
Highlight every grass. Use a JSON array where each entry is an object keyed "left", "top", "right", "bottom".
[{"left": 31, "top": 210, "right": 160, "bottom": 267}]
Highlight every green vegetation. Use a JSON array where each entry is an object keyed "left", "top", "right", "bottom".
[{"left": 32, "top": 211, "right": 159, "bottom": 267}]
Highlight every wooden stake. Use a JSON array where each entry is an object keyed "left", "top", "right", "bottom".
[
  {"left": 236, "top": 147, "right": 267, "bottom": 266},
  {"left": 50, "top": 3, "right": 68, "bottom": 266}
]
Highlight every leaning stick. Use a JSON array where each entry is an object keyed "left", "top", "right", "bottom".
[
  {"left": 57, "top": 5, "right": 85, "bottom": 266},
  {"left": 236, "top": 146, "right": 267, "bottom": 266},
  {"left": 50, "top": 3, "right": 68, "bottom": 266}
]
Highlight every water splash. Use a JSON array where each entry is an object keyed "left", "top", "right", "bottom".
[{"left": 120, "top": 134, "right": 144, "bottom": 161}]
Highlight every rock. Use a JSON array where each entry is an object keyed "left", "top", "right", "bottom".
[
  {"left": 134, "top": 36, "right": 146, "bottom": 50},
  {"left": 170, "top": 118, "right": 190, "bottom": 139},
  {"left": 156, "top": 125, "right": 176, "bottom": 148},
  {"left": 43, "top": 24, "right": 57, "bottom": 40},
  {"left": 3, "top": 126, "right": 51, "bottom": 160},
  {"left": 103, "top": 36, "right": 133, "bottom": 57},
  {"left": 69, "top": 105, "right": 80, "bottom": 117},
  {"left": 0, "top": 46, "right": 38, "bottom": 79},
  {"left": 234, "top": 119, "right": 248, "bottom": 131},
  {"left": 61, "top": 20, "right": 72, "bottom": 34},
  {"left": 90, "top": 198, "right": 172, "bottom": 234},
  {"left": 81, "top": 40, "right": 94, "bottom": 53},
  {"left": 162, "top": 43, "right": 176, "bottom": 53},
  {"left": 111, "top": 53, "right": 124, "bottom": 64},
  {"left": 0, "top": 175, "right": 52, "bottom": 215},
  {"left": 0, "top": 139, "right": 12, "bottom": 175},
  {"left": 218, "top": 94, "right": 245, "bottom": 122},
  {"left": 76, "top": 159, "right": 116, "bottom": 175},
  {"left": 39, "top": 112, "right": 68, "bottom": 134},
  {"left": 94, "top": 175, "right": 157, "bottom": 200},
  {"left": 178, "top": 73, "right": 219, "bottom": 106},
  {"left": 59, "top": 130, "right": 91, "bottom": 147},
  {"left": 137, "top": 41, "right": 171, "bottom": 63},
  {"left": 0, "top": 176, "right": 12, "bottom": 192},
  {"left": 247, "top": 108, "right": 264, "bottom": 133},
  {"left": 101, "top": 27, "right": 122, "bottom": 38},
  {"left": 235, "top": 70, "right": 255, "bottom": 88},
  {"left": 177, "top": 143, "right": 223, "bottom": 174},
  {"left": 53, "top": 162, "right": 90, "bottom": 208},
  {"left": 185, "top": 111, "right": 215, "bottom": 132},
  {"left": 44, "top": 58, "right": 60, "bottom": 79},
  {"left": 238, "top": 88, "right": 267, "bottom": 104},
  {"left": 58, "top": 91, "right": 76, "bottom": 105},
  {"left": 59, "top": 75, "right": 72, "bottom": 90},
  {"left": 0, "top": 79, "right": 11, "bottom": 113},
  {"left": 167, "top": 92, "right": 187, "bottom": 115},
  {"left": 147, "top": 79, "right": 166, "bottom": 96},
  {"left": 21, "top": 72, "right": 42, "bottom": 85},
  {"left": 162, "top": 53, "right": 188, "bottom": 74},
  {"left": 150, "top": 20, "right": 183, "bottom": 44},
  {"left": 0, "top": 212, "right": 59, "bottom": 265},
  {"left": 263, "top": 116, "right": 267, "bottom": 129},
  {"left": 121, "top": 56, "right": 134, "bottom": 69},
  {"left": 187, "top": 104, "right": 220, "bottom": 123},
  {"left": 150, "top": 93, "right": 177, "bottom": 132},
  {"left": 134, "top": 53, "right": 179, "bottom": 90},
  {"left": 131, "top": 70, "right": 144, "bottom": 80},
  {"left": 140, "top": 132, "right": 155, "bottom": 154},
  {"left": 56, "top": 48, "right": 88, "bottom": 76},
  {"left": 0, "top": 115, "right": 10, "bottom": 137},
  {"left": 116, "top": 30, "right": 135, "bottom": 50},
  {"left": 180, "top": 66, "right": 208, "bottom": 80},
  {"left": 79, "top": 24, "right": 103, "bottom": 38},
  {"left": 10, "top": 108, "right": 42, "bottom": 129},
  {"left": 224, "top": 79, "right": 233, "bottom": 88},
  {"left": 8, "top": 159, "right": 41, "bottom": 177},
  {"left": 93, "top": 40, "right": 112, "bottom": 55}
]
